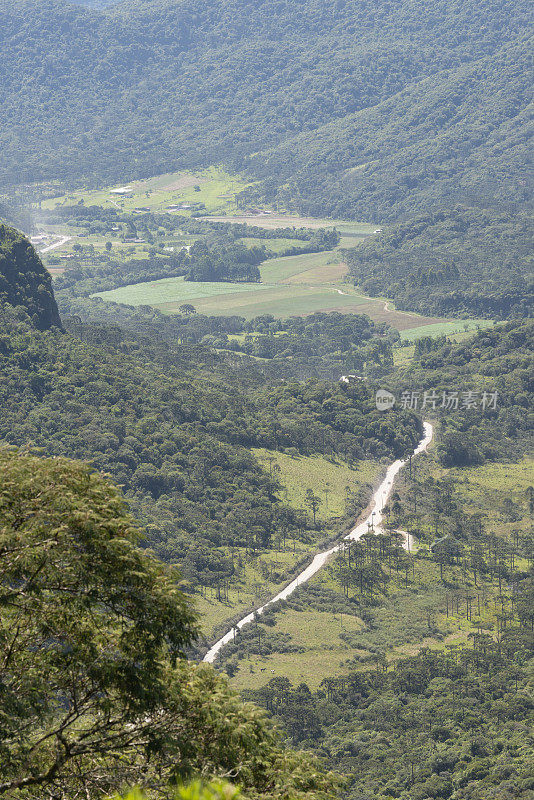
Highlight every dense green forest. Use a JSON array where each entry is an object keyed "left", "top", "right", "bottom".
[
  {"left": 0, "top": 0, "right": 531, "bottom": 221},
  {"left": 1, "top": 223, "right": 532, "bottom": 799},
  {"left": 0, "top": 448, "right": 339, "bottom": 799},
  {"left": 346, "top": 208, "right": 533, "bottom": 319},
  {"left": 390, "top": 320, "right": 534, "bottom": 465},
  {"left": 0, "top": 224, "right": 61, "bottom": 329},
  {"left": 245, "top": 35, "right": 532, "bottom": 220}
]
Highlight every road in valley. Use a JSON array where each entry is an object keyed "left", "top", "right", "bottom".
[
  {"left": 39, "top": 235, "right": 72, "bottom": 253},
  {"left": 203, "top": 421, "right": 433, "bottom": 663}
]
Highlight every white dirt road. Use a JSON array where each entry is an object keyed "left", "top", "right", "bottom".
[{"left": 203, "top": 421, "right": 433, "bottom": 663}]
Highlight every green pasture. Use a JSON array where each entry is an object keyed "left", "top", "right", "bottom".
[
  {"left": 195, "top": 453, "right": 381, "bottom": 639},
  {"left": 253, "top": 449, "right": 380, "bottom": 522},
  {"left": 94, "top": 265, "right": 490, "bottom": 334},
  {"left": 93, "top": 276, "right": 264, "bottom": 305},
  {"left": 40, "top": 167, "right": 251, "bottom": 216},
  {"left": 94, "top": 274, "right": 379, "bottom": 319},
  {"left": 260, "top": 251, "right": 335, "bottom": 282},
  {"left": 184, "top": 285, "right": 374, "bottom": 319},
  {"left": 230, "top": 609, "right": 365, "bottom": 690},
  {"left": 401, "top": 318, "right": 493, "bottom": 341},
  {"left": 442, "top": 456, "right": 533, "bottom": 540},
  {"left": 94, "top": 265, "right": 489, "bottom": 332},
  {"left": 194, "top": 547, "right": 310, "bottom": 638}
]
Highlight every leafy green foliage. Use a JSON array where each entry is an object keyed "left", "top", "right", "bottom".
[
  {"left": 184, "top": 240, "right": 262, "bottom": 283},
  {"left": 0, "top": 224, "right": 61, "bottom": 329},
  {"left": 0, "top": 448, "right": 196, "bottom": 795},
  {"left": 388, "top": 320, "right": 534, "bottom": 464},
  {"left": 108, "top": 783, "right": 240, "bottom": 800},
  {"left": 0, "top": 449, "right": 340, "bottom": 799}
]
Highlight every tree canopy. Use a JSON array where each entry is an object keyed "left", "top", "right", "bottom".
[
  {"left": 0, "top": 448, "right": 340, "bottom": 799},
  {"left": 0, "top": 0, "right": 530, "bottom": 221},
  {"left": 0, "top": 224, "right": 61, "bottom": 329}
]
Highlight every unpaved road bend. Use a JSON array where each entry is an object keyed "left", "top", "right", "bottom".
[
  {"left": 203, "top": 421, "right": 433, "bottom": 663},
  {"left": 39, "top": 235, "right": 72, "bottom": 253}
]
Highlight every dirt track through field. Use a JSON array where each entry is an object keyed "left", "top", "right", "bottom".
[{"left": 203, "top": 422, "right": 433, "bottom": 664}]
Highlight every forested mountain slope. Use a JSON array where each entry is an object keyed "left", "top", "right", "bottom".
[
  {"left": 250, "top": 36, "right": 533, "bottom": 219},
  {"left": 0, "top": 223, "right": 61, "bottom": 329},
  {"left": 1, "top": 0, "right": 531, "bottom": 220},
  {"left": 346, "top": 208, "right": 533, "bottom": 318}
]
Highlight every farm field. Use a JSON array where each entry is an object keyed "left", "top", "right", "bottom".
[
  {"left": 93, "top": 276, "right": 263, "bottom": 306},
  {"left": 96, "top": 278, "right": 379, "bottom": 319},
  {"left": 40, "top": 167, "right": 251, "bottom": 216},
  {"left": 95, "top": 249, "right": 462, "bottom": 332}
]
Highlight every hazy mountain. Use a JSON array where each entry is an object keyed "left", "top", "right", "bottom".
[{"left": 1, "top": 0, "right": 531, "bottom": 218}]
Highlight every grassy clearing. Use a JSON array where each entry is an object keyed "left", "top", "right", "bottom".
[
  {"left": 228, "top": 555, "right": 476, "bottom": 691},
  {"left": 259, "top": 251, "right": 337, "bottom": 283},
  {"left": 93, "top": 276, "right": 265, "bottom": 305},
  {"left": 94, "top": 266, "right": 468, "bottom": 327},
  {"left": 393, "top": 344, "right": 416, "bottom": 366},
  {"left": 184, "top": 286, "right": 378, "bottom": 319},
  {"left": 230, "top": 609, "right": 365, "bottom": 690},
  {"left": 443, "top": 456, "right": 533, "bottom": 539},
  {"left": 401, "top": 318, "right": 493, "bottom": 341},
  {"left": 253, "top": 449, "right": 380, "bottom": 521},
  {"left": 40, "top": 167, "right": 251, "bottom": 216},
  {"left": 193, "top": 549, "right": 308, "bottom": 638},
  {"left": 395, "top": 440, "right": 533, "bottom": 541},
  {"left": 284, "top": 260, "right": 348, "bottom": 284}
]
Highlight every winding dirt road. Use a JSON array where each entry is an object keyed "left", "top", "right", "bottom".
[{"left": 203, "top": 421, "right": 433, "bottom": 663}]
